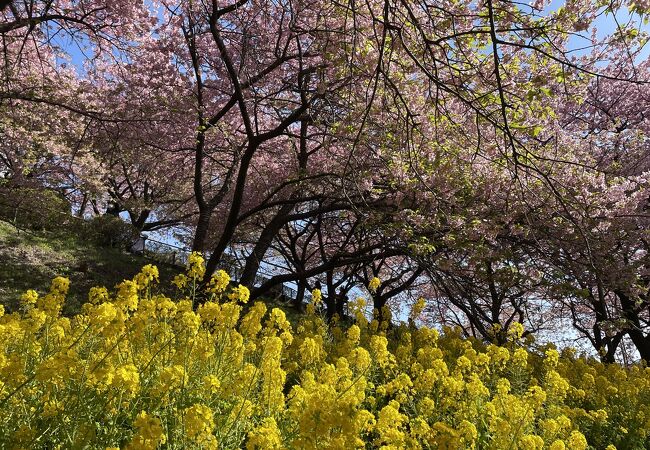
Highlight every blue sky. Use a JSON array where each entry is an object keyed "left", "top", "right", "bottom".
[
  {"left": 55, "top": 1, "right": 650, "bottom": 76},
  {"left": 547, "top": 0, "right": 650, "bottom": 62}
]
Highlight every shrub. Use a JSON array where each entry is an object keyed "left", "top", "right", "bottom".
[
  {"left": 82, "top": 214, "right": 140, "bottom": 249},
  {"left": 0, "top": 254, "right": 648, "bottom": 449},
  {"left": 0, "top": 186, "right": 73, "bottom": 231}
]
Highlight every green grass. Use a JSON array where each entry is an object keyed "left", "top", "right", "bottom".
[{"left": 0, "top": 220, "right": 178, "bottom": 314}]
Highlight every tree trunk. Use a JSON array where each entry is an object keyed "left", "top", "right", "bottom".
[
  {"left": 77, "top": 193, "right": 88, "bottom": 218},
  {"left": 325, "top": 270, "right": 336, "bottom": 322},
  {"left": 374, "top": 296, "right": 387, "bottom": 324},
  {"left": 192, "top": 209, "right": 212, "bottom": 252},
  {"left": 293, "top": 277, "right": 306, "bottom": 312},
  {"left": 239, "top": 203, "right": 294, "bottom": 286},
  {"left": 105, "top": 201, "right": 121, "bottom": 216},
  {"left": 603, "top": 334, "right": 623, "bottom": 363},
  {"left": 130, "top": 209, "right": 151, "bottom": 231},
  {"left": 336, "top": 293, "right": 346, "bottom": 318},
  {"left": 205, "top": 141, "right": 259, "bottom": 277},
  {"left": 617, "top": 290, "right": 650, "bottom": 362},
  {"left": 627, "top": 329, "right": 650, "bottom": 362}
]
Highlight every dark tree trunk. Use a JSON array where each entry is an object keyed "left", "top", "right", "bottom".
[
  {"left": 617, "top": 290, "right": 650, "bottom": 362},
  {"left": 130, "top": 209, "right": 151, "bottom": 231},
  {"left": 240, "top": 203, "right": 294, "bottom": 286},
  {"left": 374, "top": 296, "right": 387, "bottom": 324},
  {"left": 192, "top": 209, "right": 212, "bottom": 252},
  {"left": 335, "top": 293, "right": 346, "bottom": 318},
  {"left": 625, "top": 325, "right": 650, "bottom": 362},
  {"left": 204, "top": 139, "right": 260, "bottom": 277},
  {"left": 325, "top": 269, "right": 336, "bottom": 322},
  {"left": 77, "top": 193, "right": 88, "bottom": 218},
  {"left": 105, "top": 201, "right": 121, "bottom": 216},
  {"left": 293, "top": 277, "right": 306, "bottom": 312},
  {"left": 603, "top": 334, "right": 623, "bottom": 363}
]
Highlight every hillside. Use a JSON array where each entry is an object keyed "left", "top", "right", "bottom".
[
  {"left": 0, "top": 220, "right": 306, "bottom": 324},
  {"left": 0, "top": 220, "right": 178, "bottom": 314}
]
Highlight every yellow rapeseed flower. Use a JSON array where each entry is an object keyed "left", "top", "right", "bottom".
[
  {"left": 246, "top": 417, "right": 283, "bottom": 449},
  {"left": 368, "top": 277, "right": 381, "bottom": 293},
  {"left": 228, "top": 284, "right": 250, "bottom": 304},
  {"left": 207, "top": 269, "right": 230, "bottom": 293},
  {"left": 21, "top": 289, "right": 39, "bottom": 307},
  {"left": 126, "top": 411, "right": 166, "bottom": 450},
  {"left": 3, "top": 265, "right": 650, "bottom": 449},
  {"left": 186, "top": 252, "right": 206, "bottom": 279},
  {"left": 184, "top": 403, "right": 216, "bottom": 446}
]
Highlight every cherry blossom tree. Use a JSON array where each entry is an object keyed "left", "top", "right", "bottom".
[{"left": 3, "top": 0, "right": 650, "bottom": 362}]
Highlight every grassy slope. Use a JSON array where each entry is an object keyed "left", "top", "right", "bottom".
[
  {"left": 0, "top": 220, "right": 303, "bottom": 322},
  {"left": 0, "top": 221, "right": 178, "bottom": 314}
]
